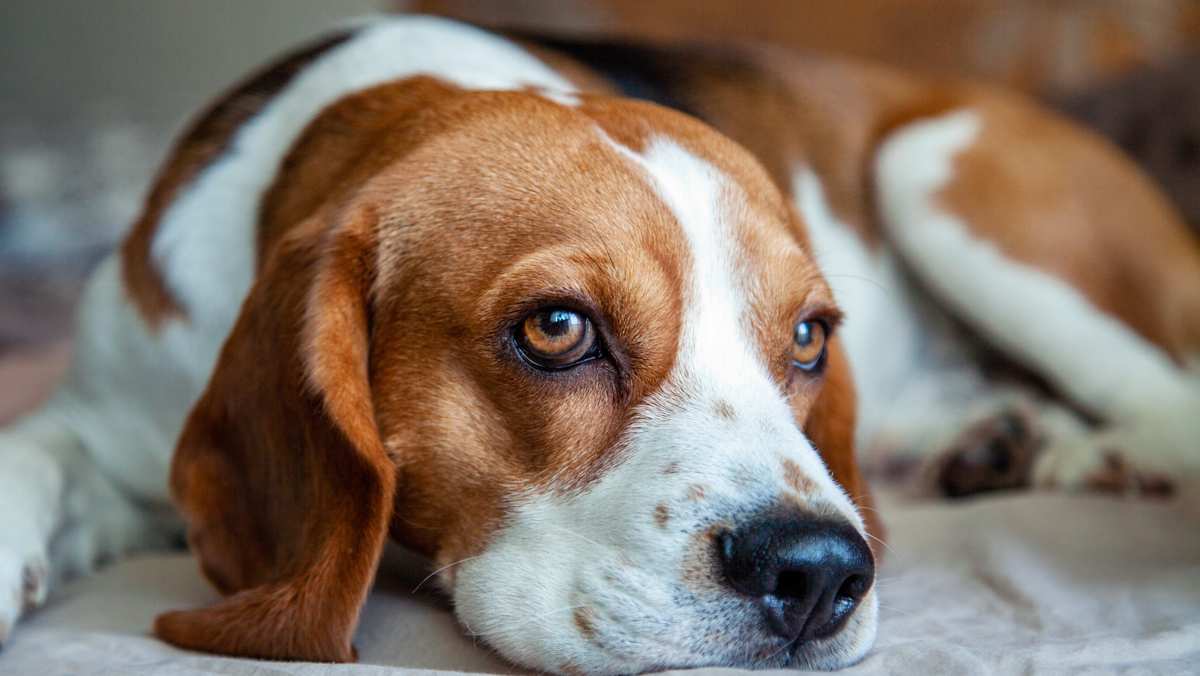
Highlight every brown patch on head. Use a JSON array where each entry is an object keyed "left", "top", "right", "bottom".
[
  {"left": 712, "top": 399, "right": 737, "bottom": 422},
  {"left": 661, "top": 460, "right": 681, "bottom": 475},
  {"left": 572, "top": 606, "right": 598, "bottom": 641},
  {"left": 654, "top": 503, "right": 671, "bottom": 528},
  {"left": 687, "top": 484, "right": 707, "bottom": 501},
  {"left": 782, "top": 458, "right": 816, "bottom": 495},
  {"left": 121, "top": 31, "right": 352, "bottom": 327}
]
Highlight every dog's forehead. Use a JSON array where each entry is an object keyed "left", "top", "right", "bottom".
[
  {"left": 362, "top": 91, "right": 834, "bottom": 441},
  {"left": 374, "top": 91, "right": 815, "bottom": 308}
]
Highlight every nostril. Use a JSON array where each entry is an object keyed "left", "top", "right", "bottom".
[
  {"left": 827, "top": 573, "right": 869, "bottom": 626},
  {"left": 775, "top": 570, "right": 809, "bottom": 600},
  {"left": 838, "top": 573, "right": 869, "bottom": 603}
]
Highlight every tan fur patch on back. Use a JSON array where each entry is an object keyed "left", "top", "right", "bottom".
[{"left": 937, "top": 90, "right": 1200, "bottom": 360}]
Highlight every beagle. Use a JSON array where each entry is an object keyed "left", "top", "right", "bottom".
[{"left": 0, "top": 15, "right": 1196, "bottom": 674}]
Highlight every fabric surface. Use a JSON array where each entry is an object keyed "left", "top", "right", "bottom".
[{"left": 3, "top": 487, "right": 1198, "bottom": 675}]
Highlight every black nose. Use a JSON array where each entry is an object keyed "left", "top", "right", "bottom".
[{"left": 718, "top": 516, "right": 874, "bottom": 641}]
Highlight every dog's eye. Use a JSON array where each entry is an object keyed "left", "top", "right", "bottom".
[
  {"left": 517, "top": 308, "right": 598, "bottom": 369},
  {"left": 792, "top": 319, "right": 828, "bottom": 371}
]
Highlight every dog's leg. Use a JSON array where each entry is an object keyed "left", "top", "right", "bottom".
[
  {"left": 0, "top": 410, "right": 70, "bottom": 639},
  {"left": 0, "top": 259, "right": 191, "bottom": 643},
  {"left": 0, "top": 403, "right": 173, "bottom": 642},
  {"left": 874, "top": 105, "right": 1200, "bottom": 493}
]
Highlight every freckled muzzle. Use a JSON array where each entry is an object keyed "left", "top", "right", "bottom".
[{"left": 717, "top": 513, "right": 875, "bottom": 645}]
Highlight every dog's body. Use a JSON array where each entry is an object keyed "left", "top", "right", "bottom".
[{"left": 0, "top": 15, "right": 1197, "bottom": 674}]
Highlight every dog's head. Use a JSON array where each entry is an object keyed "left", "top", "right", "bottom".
[{"left": 156, "top": 80, "right": 881, "bottom": 673}]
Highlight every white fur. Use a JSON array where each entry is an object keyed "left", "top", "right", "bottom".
[
  {"left": 454, "top": 138, "right": 875, "bottom": 674},
  {"left": 793, "top": 168, "right": 990, "bottom": 458},
  {"left": 874, "top": 110, "right": 1200, "bottom": 484},
  {"left": 0, "top": 14, "right": 585, "bottom": 645}
]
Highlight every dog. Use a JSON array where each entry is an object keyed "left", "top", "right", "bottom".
[{"left": 1, "top": 15, "right": 1197, "bottom": 674}]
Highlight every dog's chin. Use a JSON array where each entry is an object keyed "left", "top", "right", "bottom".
[{"left": 452, "top": 553, "right": 879, "bottom": 676}]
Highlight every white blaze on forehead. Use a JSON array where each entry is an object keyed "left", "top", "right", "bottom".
[
  {"left": 605, "top": 137, "right": 768, "bottom": 393},
  {"left": 604, "top": 134, "right": 857, "bottom": 516}
]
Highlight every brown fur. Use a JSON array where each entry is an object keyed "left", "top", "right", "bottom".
[
  {"left": 573, "top": 607, "right": 598, "bottom": 640},
  {"left": 782, "top": 458, "right": 816, "bottom": 495},
  {"left": 154, "top": 207, "right": 392, "bottom": 661},
  {"left": 654, "top": 503, "right": 671, "bottom": 527}
]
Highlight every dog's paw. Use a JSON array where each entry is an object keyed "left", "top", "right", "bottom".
[
  {"left": 936, "top": 410, "right": 1040, "bottom": 498},
  {"left": 0, "top": 546, "right": 49, "bottom": 647},
  {"left": 1033, "top": 437, "right": 1175, "bottom": 497}
]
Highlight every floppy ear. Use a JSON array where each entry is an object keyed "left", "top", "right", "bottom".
[
  {"left": 803, "top": 337, "right": 886, "bottom": 558},
  {"left": 154, "top": 210, "right": 394, "bottom": 662}
]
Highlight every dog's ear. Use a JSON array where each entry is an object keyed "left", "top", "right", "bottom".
[
  {"left": 154, "top": 209, "right": 392, "bottom": 662},
  {"left": 803, "top": 337, "right": 886, "bottom": 558}
]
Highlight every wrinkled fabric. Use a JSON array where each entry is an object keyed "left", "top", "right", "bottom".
[{"left": 4, "top": 489, "right": 1198, "bottom": 675}]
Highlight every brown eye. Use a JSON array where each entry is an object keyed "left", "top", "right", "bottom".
[
  {"left": 517, "top": 308, "right": 599, "bottom": 369},
  {"left": 792, "top": 320, "right": 828, "bottom": 371}
]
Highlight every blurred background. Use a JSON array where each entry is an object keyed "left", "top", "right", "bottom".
[{"left": 1, "top": 0, "right": 1198, "bottom": 415}]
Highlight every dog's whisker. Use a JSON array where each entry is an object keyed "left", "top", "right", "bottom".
[
  {"left": 412, "top": 555, "right": 484, "bottom": 594},
  {"left": 820, "top": 272, "right": 893, "bottom": 297},
  {"left": 547, "top": 523, "right": 607, "bottom": 549},
  {"left": 467, "top": 604, "right": 588, "bottom": 640},
  {"left": 875, "top": 602, "right": 920, "bottom": 619},
  {"left": 763, "top": 633, "right": 804, "bottom": 664},
  {"left": 862, "top": 530, "right": 897, "bottom": 557}
]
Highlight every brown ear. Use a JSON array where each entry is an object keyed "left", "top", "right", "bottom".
[
  {"left": 154, "top": 211, "right": 393, "bottom": 662},
  {"left": 803, "top": 338, "right": 886, "bottom": 559}
]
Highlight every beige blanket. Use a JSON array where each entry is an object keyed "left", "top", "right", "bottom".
[{"left": 4, "top": 488, "right": 1198, "bottom": 675}]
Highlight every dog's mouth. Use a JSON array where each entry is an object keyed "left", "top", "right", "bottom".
[{"left": 450, "top": 532, "right": 877, "bottom": 675}]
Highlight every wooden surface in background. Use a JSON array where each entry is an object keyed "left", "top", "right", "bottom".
[{"left": 413, "top": 0, "right": 1200, "bottom": 94}]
